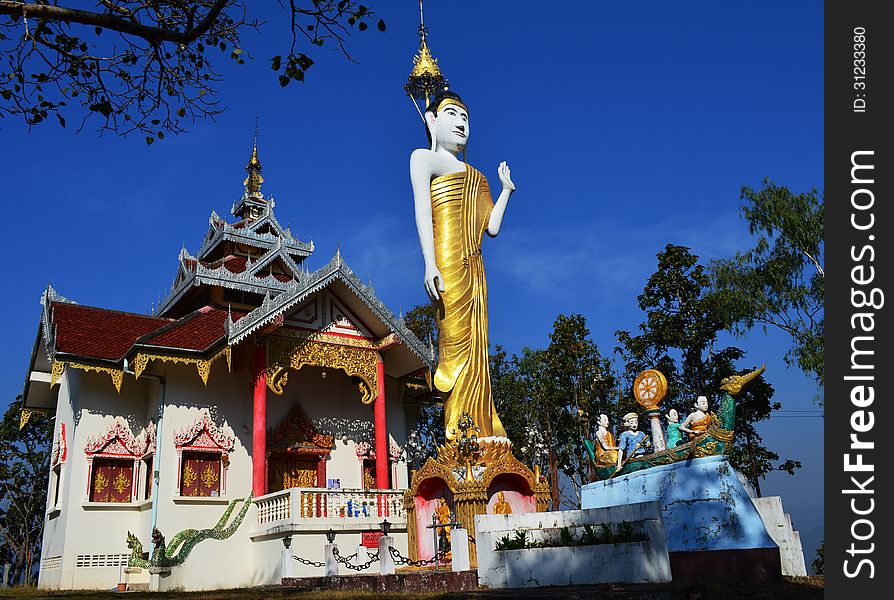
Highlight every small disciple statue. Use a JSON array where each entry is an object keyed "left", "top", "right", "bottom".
[
  {"left": 617, "top": 412, "right": 650, "bottom": 469},
  {"left": 435, "top": 497, "right": 453, "bottom": 558},
  {"left": 493, "top": 490, "right": 512, "bottom": 515},
  {"left": 666, "top": 408, "right": 682, "bottom": 448},
  {"left": 410, "top": 91, "right": 515, "bottom": 442},
  {"left": 594, "top": 413, "right": 619, "bottom": 466},
  {"left": 680, "top": 395, "right": 712, "bottom": 437}
]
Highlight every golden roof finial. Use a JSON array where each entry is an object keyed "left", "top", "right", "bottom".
[
  {"left": 244, "top": 121, "right": 263, "bottom": 196},
  {"left": 405, "top": 0, "right": 448, "bottom": 116}
]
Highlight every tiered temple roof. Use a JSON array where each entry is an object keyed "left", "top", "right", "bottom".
[{"left": 24, "top": 141, "right": 434, "bottom": 406}]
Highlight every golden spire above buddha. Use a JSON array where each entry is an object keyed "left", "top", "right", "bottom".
[{"left": 405, "top": 0, "right": 448, "bottom": 114}]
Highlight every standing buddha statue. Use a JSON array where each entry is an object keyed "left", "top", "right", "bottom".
[{"left": 409, "top": 91, "right": 516, "bottom": 442}]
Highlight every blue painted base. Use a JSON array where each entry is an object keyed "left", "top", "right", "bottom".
[{"left": 581, "top": 456, "right": 776, "bottom": 553}]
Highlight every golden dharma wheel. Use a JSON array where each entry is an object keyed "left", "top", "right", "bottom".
[{"left": 633, "top": 369, "right": 668, "bottom": 409}]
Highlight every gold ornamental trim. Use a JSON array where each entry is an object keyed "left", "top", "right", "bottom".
[
  {"left": 272, "top": 328, "right": 401, "bottom": 352},
  {"left": 706, "top": 422, "right": 734, "bottom": 443},
  {"left": 435, "top": 438, "right": 513, "bottom": 468},
  {"left": 481, "top": 453, "right": 539, "bottom": 494},
  {"left": 50, "top": 361, "right": 124, "bottom": 392},
  {"left": 133, "top": 346, "right": 231, "bottom": 385},
  {"left": 408, "top": 456, "right": 458, "bottom": 497},
  {"left": 19, "top": 407, "right": 54, "bottom": 430},
  {"left": 266, "top": 336, "right": 378, "bottom": 404}
]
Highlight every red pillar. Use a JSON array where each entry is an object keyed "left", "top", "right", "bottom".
[
  {"left": 252, "top": 342, "right": 267, "bottom": 496},
  {"left": 374, "top": 353, "right": 388, "bottom": 489}
]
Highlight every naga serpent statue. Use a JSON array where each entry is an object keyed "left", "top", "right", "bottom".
[
  {"left": 586, "top": 366, "right": 766, "bottom": 481},
  {"left": 127, "top": 494, "right": 253, "bottom": 569}
]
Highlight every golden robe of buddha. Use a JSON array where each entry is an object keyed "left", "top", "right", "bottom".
[{"left": 431, "top": 164, "right": 507, "bottom": 441}]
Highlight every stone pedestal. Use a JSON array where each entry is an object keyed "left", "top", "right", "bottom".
[
  {"left": 148, "top": 566, "right": 172, "bottom": 592},
  {"left": 280, "top": 547, "right": 293, "bottom": 580},
  {"left": 355, "top": 545, "right": 369, "bottom": 570},
  {"left": 450, "top": 529, "right": 470, "bottom": 572},
  {"left": 323, "top": 543, "right": 338, "bottom": 577},
  {"left": 582, "top": 455, "right": 781, "bottom": 582},
  {"left": 123, "top": 566, "right": 150, "bottom": 592},
  {"left": 378, "top": 535, "right": 395, "bottom": 575}
]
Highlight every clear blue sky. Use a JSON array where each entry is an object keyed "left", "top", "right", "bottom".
[{"left": 3, "top": 1, "right": 823, "bottom": 569}]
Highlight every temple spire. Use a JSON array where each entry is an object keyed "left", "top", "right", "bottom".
[
  {"left": 233, "top": 122, "right": 268, "bottom": 220},
  {"left": 243, "top": 126, "right": 264, "bottom": 196}
]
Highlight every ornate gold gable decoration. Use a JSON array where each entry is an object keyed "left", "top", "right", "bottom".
[
  {"left": 51, "top": 361, "right": 124, "bottom": 392},
  {"left": 267, "top": 400, "right": 334, "bottom": 452},
  {"left": 132, "top": 346, "right": 231, "bottom": 385},
  {"left": 266, "top": 335, "right": 378, "bottom": 404}
]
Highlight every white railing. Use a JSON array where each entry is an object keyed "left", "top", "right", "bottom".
[{"left": 255, "top": 487, "right": 406, "bottom": 527}]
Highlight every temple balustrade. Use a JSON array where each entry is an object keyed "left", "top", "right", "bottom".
[{"left": 251, "top": 487, "right": 406, "bottom": 539}]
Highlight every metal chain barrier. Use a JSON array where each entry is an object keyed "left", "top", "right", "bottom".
[
  {"left": 388, "top": 545, "right": 449, "bottom": 567},
  {"left": 333, "top": 547, "right": 380, "bottom": 571},
  {"left": 292, "top": 554, "right": 325, "bottom": 568}
]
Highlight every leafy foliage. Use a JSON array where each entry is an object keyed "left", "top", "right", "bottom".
[
  {"left": 711, "top": 179, "right": 824, "bottom": 389},
  {"left": 0, "top": 399, "right": 53, "bottom": 586},
  {"left": 493, "top": 522, "right": 646, "bottom": 551},
  {"left": 811, "top": 540, "right": 824, "bottom": 575},
  {"left": 616, "top": 244, "right": 800, "bottom": 493},
  {"left": 492, "top": 314, "right": 618, "bottom": 509},
  {"left": 402, "top": 302, "right": 442, "bottom": 469},
  {"left": 0, "top": 1, "right": 384, "bottom": 142}
]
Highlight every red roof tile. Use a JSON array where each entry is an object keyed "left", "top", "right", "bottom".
[
  {"left": 52, "top": 303, "right": 170, "bottom": 361},
  {"left": 140, "top": 306, "right": 246, "bottom": 351}
]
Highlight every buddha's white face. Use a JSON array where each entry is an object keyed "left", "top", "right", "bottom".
[
  {"left": 427, "top": 103, "right": 469, "bottom": 153},
  {"left": 695, "top": 396, "right": 709, "bottom": 411},
  {"left": 598, "top": 414, "right": 609, "bottom": 428}
]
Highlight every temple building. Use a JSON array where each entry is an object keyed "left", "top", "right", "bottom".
[{"left": 22, "top": 144, "right": 434, "bottom": 591}]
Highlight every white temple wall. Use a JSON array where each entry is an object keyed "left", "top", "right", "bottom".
[
  {"left": 38, "top": 369, "right": 78, "bottom": 590},
  {"left": 45, "top": 371, "right": 155, "bottom": 589},
  {"left": 38, "top": 353, "right": 414, "bottom": 590},
  {"left": 269, "top": 365, "right": 408, "bottom": 489},
  {"left": 149, "top": 362, "right": 257, "bottom": 589}
]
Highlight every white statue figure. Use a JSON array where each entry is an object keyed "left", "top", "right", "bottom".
[
  {"left": 616, "top": 412, "right": 650, "bottom": 470},
  {"left": 679, "top": 395, "right": 711, "bottom": 437},
  {"left": 409, "top": 91, "right": 515, "bottom": 441}
]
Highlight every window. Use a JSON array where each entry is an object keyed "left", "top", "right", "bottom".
[
  {"left": 143, "top": 456, "right": 154, "bottom": 500},
  {"left": 362, "top": 459, "right": 391, "bottom": 489},
  {"left": 90, "top": 458, "right": 134, "bottom": 503},
  {"left": 51, "top": 465, "right": 62, "bottom": 508},
  {"left": 180, "top": 452, "right": 221, "bottom": 497}
]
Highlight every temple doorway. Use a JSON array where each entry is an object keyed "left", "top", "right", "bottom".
[{"left": 268, "top": 456, "right": 318, "bottom": 492}]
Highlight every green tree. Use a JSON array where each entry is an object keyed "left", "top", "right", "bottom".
[
  {"left": 0, "top": 399, "right": 53, "bottom": 586},
  {"left": 617, "top": 244, "right": 800, "bottom": 494},
  {"left": 0, "top": 2, "right": 384, "bottom": 142},
  {"left": 711, "top": 179, "right": 824, "bottom": 389},
  {"left": 402, "top": 303, "right": 442, "bottom": 468},
  {"left": 493, "top": 315, "right": 617, "bottom": 509},
  {"left": 812, "top": 540, "right": 824, "bottom": 575}
]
